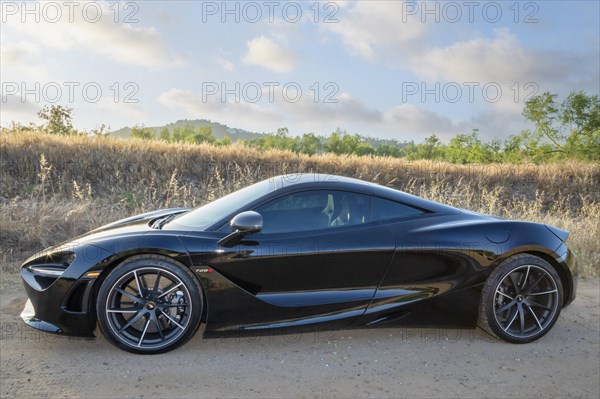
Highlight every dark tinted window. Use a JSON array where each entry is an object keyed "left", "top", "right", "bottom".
[
  {"left": 255, "top": 190, "right": 370, "bottom": 234},
  {"left": 372, "top": 197, "right": 423, "bottom": 221}
]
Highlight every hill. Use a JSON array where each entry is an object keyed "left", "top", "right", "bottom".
[{"left": 110, "top": 119, "right": 268, "bottom": 141}]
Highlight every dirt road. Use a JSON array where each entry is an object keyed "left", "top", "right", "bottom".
[{"left": 1, "top": 279, "right": 598, "bottom": 398}]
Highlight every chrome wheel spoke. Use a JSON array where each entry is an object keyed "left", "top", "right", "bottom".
[
  {"left": 115, "top": 287, "right": 144, "bottom": 304},
  {"left": 521, "top": 266, "right": 530, "bottom": 288},
  {"left": 496, "top": 300, "right": 516, "bottom": 314},
  {"left": 118, "top": 310, "right": 146, "bottom": 333},
  {"left": 527, "top": 300, "right": 553, "bottom": 311},
  {"left": 503, "top": 308, "right": 519, "bottom": 331},
  {"left": 518, "top": 305, "right": 525, "bottom": 334},
  {"left": 496, "top": 291, "right": 514, "bottom": 301},
  {"left": 525, "top": 304, "right": 544, "bottom": 331},
  {"left": 157, "top": 282, "right": 183, "bottom": 299},
  {"left": 153, "top": 271, "right": 161, "bottom": 293},
  {"left": 150, "top": 311, "right": 165, "bottom": 341},
  {"left": 107, "top": 306, "right": 139, "bottom": 313},
  {"left": 525, "top": 274, "right": 545, "bottom": 294},
  {"left": 508, "top": 273, "right": 520, "bottom": 291},
  {"left": 133, "top": 270, "right": 144, "bottom": 297},
  {"left": 158, "top": 309, "right": 185, "bottom": 330},
  {"left": 528, "top": 289, "right": 558, "bottom": 296},
  {"left": 137, "top": 317, "right": 151, "bottom": 347}
]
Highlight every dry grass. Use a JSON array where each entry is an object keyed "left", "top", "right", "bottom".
[{"left": 1, "top": 130, "right": 599, "bottom": 277}]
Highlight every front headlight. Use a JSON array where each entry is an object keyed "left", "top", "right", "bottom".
[
  {"left": 26, "top": 265, "right": 67, "bottom": 277},
  {"left": 21, "top": 251, "right": 76, "bottom": 290}
]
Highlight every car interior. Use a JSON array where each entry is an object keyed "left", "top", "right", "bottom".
[{"left": 256, "top": 191, "right": 369, "bottom": 234}]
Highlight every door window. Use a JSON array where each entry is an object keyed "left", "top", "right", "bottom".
[{"left": 254, "top": 190, "right": 371, "bottom": 234}]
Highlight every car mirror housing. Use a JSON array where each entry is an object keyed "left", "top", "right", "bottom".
[
  {"left": 217, "top": 211, "right": 263, "bottom": 247},
  {"left": 230, "top": 211, "right": 263, "bottom": 233}
]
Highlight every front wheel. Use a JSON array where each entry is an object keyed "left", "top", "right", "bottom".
[
  {"left": 479, "top": 254, "right": 563, "bottom": 343},
  {"left": 96, "top": 255, "right": 203, "bottom": 354}
]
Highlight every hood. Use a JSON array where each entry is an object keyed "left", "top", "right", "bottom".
[
  {"left": 40, "top": 208, "right": 191, "bottom": 254},
  {"left": 89, "top": 208, "right": 190, "bottom": 233}
]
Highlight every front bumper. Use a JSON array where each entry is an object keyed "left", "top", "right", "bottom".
[
  {"left": 21, "top": 270, "right": 97, "bottom": 336},
  {"left": 19, "top": 242, "right": 118, "bottom": 336}
]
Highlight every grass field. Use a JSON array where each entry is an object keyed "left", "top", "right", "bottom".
[{"left": 1, "top": 130, "right": 599, "bottom": 277}]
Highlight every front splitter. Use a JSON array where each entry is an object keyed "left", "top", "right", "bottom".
[{"left": 20, "top": 299, "right": 63, "bottom": 334}]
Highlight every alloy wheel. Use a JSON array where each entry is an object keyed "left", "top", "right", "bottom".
[
  {"left": 493, "top": 265, "right": 559, "bottom": 339},
  {"left": 104, "top": 267, "right": 193, "bottom": 350}
]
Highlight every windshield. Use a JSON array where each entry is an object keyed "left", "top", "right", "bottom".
[{"left": 164, "top": 179, "right": 273, "bottom": 231}]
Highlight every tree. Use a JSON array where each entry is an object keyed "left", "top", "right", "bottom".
[
  {"left": 188, "top": 126, "right": 215, "bottom": 144},
  {"left": 561, "top": 92, "right": 600, "bottom": 161},
  {"left": 159, "top": 127, "right": 171, "bottom": 141},
  {"left": 522, "top": 92, "right": 564, "bottom": 152},
  {"left": 131, "top": 125, "right": 154, "bottom": 140},
  {"left": 168, "top": 124, "right": 215, "bottom": 144},
  {"left": 407, "top": 134, "right": 445, "bottom": 160},
  {"left": 324, "top": 130, "right": 346, "bottom": 155},
  {"left": 423, "top": 134, "right": 442, "bottom": 159},
  {"left": 254, "top": 127, "right": 297, "bottom": 151},
  {"left": 446, "top": 129, "right": 495, "bottom": 163},
  {"left": 37, "top": 105, "right": 74, "bottom": 135},
  {"left": 323, "top": 130, "right": 375, "bottom": 156},
  {"left": 523, "top": 91, "right": 599, "bottom": 160},
  {"left": 375, "top": 144, "right": 401, "bottom": 157},
  {"left": 297, "top": 133, "right": 322, "bottom": 155},
  {"left": 215, "top": 134, "right": 231, "bottom": 146}
]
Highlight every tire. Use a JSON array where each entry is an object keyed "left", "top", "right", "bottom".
[
  {"left": 479, "top": 254, "right": 563, "bottom": 343},
  {"left": 96, "top": 255, "right": 203, "bottom": 354}
]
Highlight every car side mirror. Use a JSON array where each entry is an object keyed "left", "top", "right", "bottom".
[{"left": 217, "top": 211, "right": 263, "bottom": 247}]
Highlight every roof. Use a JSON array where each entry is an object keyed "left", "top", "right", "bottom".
[
  {"left": 269, "top": 174, "right": 462, "bottom": 215},
  {"left": 274, "top": 174, "right": 371, "bottom": 188}
]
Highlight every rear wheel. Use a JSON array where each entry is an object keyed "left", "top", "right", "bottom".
[
  {"left": 479, "top": 255, "right": 563, "bottom": 343},
  {"left": 97, "top": 255, "right": 202, "bottom": 354}
]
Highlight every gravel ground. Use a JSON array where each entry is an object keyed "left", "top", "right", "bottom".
[{"left": 1, "top": 278, "right": 598, "bottom": 399}]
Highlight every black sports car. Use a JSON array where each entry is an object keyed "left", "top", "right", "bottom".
[{"left": 20, "top": 174, "right": 578, "bottom": 353}]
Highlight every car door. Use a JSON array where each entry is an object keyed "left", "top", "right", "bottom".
[{"left": 206, "top": 189, "right": 396, "bottom": 324}]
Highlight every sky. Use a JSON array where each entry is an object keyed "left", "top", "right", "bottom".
[{"left": 1, "top": 0, "right": 599, "bottom": 142}]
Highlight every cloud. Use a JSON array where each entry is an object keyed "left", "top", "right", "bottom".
[
  {"left": 96, "top": 97, "right": 149, "bottom": 120},
  {"left": 0, "top": 96, "right": 41, "bottom": 127},
  {"left": 157, "top": 88, "right": 280, "bottom": 131},
  {"left": 278, "top": 93, "right": 381, "bottom": 125},
  {"left": 325, "top": 6, "right": 598, "bottom": 119},
  {"left": 324, "top": 1, "right": 427, "bottom": 62},
  {"left": 326, "top": 4, "right": 597, "bottom": 97},
  {"left": 213, "top": 54, "right": 235, "bottom": 72},
  {"left": 8, "top": 1, "right": 186, "bottom": 71},
  {"left": 415, "top": 29, "right": 555, "bottom": 84},
  {"left": 243, "top": 36, "right": 295, "bottom": 73},
  {"left": 0, "top": 39, "right": 49, "bottom": 80},
  {"left": 411, "top": 28, "right": 600, "bottom": 113},
  {"left": 157, "top": 87, "right": 469, "bottom": 140},
  {"left": 382, "top": 104, "right": 468, "bottom": 138}
]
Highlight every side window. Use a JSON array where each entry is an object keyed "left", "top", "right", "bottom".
[
  {"left": 254, "top": 190, "right": 370, "bottom": 234},
  {"left": 372, "top": 197, "right": 423, "bottom": 222}
]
